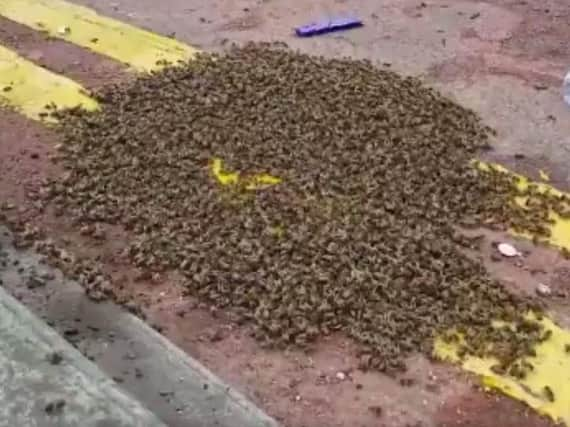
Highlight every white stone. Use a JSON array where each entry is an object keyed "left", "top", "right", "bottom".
[
  {"left": 536, "top": 283, "right": 552, "bottom": 297},
  {"left": 497, "top": 243, "right": 520, "bottom": 257}
]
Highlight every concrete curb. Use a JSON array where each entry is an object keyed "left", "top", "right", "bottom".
[
  {"left": 0, "top": 286, "right": 167, "bottom": 427},
  {"left": 0, "top": 226, "right": 280, "bottom": 427},
  {"left": 121, "top": 303, "right": 279, "bottom": 427}
]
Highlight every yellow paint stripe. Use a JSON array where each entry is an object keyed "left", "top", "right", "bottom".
[
  {"left": 0, "top": 0, "right": 197, "bottom": 72},
  {"left": 435, "top": 316, "right": 570, "bottom": 426},
  {"left": 211, "top": 158, "right": 282, "bottom": 190},
  {"left": 477, "top": 162, "right": 570, "bottom": 251},
  {"left": 0, "top": 45, "right": 97, "bottom": 121}
]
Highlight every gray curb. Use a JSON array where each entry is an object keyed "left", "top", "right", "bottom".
[
  {"left": 0, "top": 226, "right": 280, "bottom": 427},
  {"left": 0, "top": 286, "right": 167, "bottom": 427}
]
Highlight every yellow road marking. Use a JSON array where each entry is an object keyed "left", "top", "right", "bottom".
[
  {"left": 438, "top": 161, "right": 570, "bottom": 424},
  {"left": 211, "top": 158, "right": 282, "bottom": 190},
  {"left": 0, "top": 45, "right": 97, "bottom": 121},
  {"left": 477, "top": 162, "right": 570, "bottom": 251},
  {"left": 435, "top": 316, "right": 570, "bottom": 426},
  {"left": 0, "top": 0, "right": 197, "bottom": 72}
]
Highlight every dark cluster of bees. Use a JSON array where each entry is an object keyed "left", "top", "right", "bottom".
[{"left": 46, "top": 43, "right": 569, "bottom": 375}]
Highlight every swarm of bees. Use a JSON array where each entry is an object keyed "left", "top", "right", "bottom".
[{"left": 46, "top": 43, "right": 568, "bottom": 374}]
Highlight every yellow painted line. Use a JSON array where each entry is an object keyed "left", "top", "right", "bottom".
[
  {"left": 437, "top": 162, "right": 570, "bottom": 424},
  {"left": 435, "top": 316, "right": 570, "bottom": 426},
  {"left": 211, "top": 158, "right": 282, "bottom": 190},
  {"left": 0, "top": 45, "right": 97, "bottom": 121},
  {"left": 0, "top": 0, "right": 197, "bottom": 72},
  {"left": 477, "top": 161, "right": 570, "bottom": 251}
]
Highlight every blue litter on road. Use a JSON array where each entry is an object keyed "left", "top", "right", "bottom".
[{"left": 295, "top": 17, "right": 363, "bottom": 37}]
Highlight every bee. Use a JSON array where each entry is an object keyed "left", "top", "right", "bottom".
[{"left": 543, "top": 386, "right": 555, "bottom": 402}]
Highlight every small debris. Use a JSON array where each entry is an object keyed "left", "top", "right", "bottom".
[
  {"left": 563, "top": 71, "right": 570, "bottom": 107},
  {"left": 45, "top": 399, "right": 66, "bottom": 415},
  {"left": 63, "top": 327, "right": 79, "bottom": 337},
  {"left": 113, "top": 376, "right": 124, "bottom": 383},
  {"left": 26, "top": 275, "right": 45, "bottom": 289},
  {"left": 469, "top": 12, "right": 481, "bottom": 19},
  {"left": 57, "top": 26, "right": 71, "bottom": 35},
  {"left": 208, "top": 328, "right": 225, "bottom": 342},
  {"left": 124, "top": 300, "right": 140, "bottom": 314},
  {"left": 58, "top": 249, "right": 73, "bottom": 263},
  {"left": 46, "top": 351, "right": 64, "bottom": 365},
  {"left": 399, "top": 377, "right": 415, "bottom": 387},
  {"left": 335, "top": 371, "right": 346, "bottom": 381},
  {"left": 497, "top": 243, "right": 520, "bottom": 257},
  {"left": 316, "top": 373, "right": 329, "bottom": 385},
  {"left": 159, "top": 390, "right": 174, "bottom": 397},
  {"left": 543, "top": 385, "right": 555, "bottom": 402},
  {"left": 295, "top": 17, "right": 363, "bottom": 37},
  {"left": 368, "top": 405, "right": 383, "bottom": 417},
  {"left": 540, "top": 329, "right": 553, "bottom": 342},
  {"left": 289, "top": 378, "right": 302, "bottom": 388},
  {"left": 425, "top": 382, "right": 440, "bottom": 392},
  {"left": 124, "top": 351, "right": 137, "bottom": 360},
  {"left": 535, "top": 283, "right": 552, "bottom": 297},
  {"left": 490, "top": 253, "right": 502, "bottom": 262}
]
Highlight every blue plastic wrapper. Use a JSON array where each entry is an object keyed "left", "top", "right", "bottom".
[{"left": 295, "top": 17, "right": 363, "bottom": 37}]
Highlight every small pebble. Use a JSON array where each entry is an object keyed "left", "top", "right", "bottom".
[
  {"left": 497, "top": 243, "right": 520, "bottom": 257},
  {"left": 45, "top": 399, "right": 66, "bottom": 415},
  {"left": 368, "top": 405, "right": 383, "bottom": 417},
  {"left": 536, "top": 283, "right": 552, "bottom": 297},
  {"left": 47, "top": 351, "right": 64, "bottom": 365}
]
